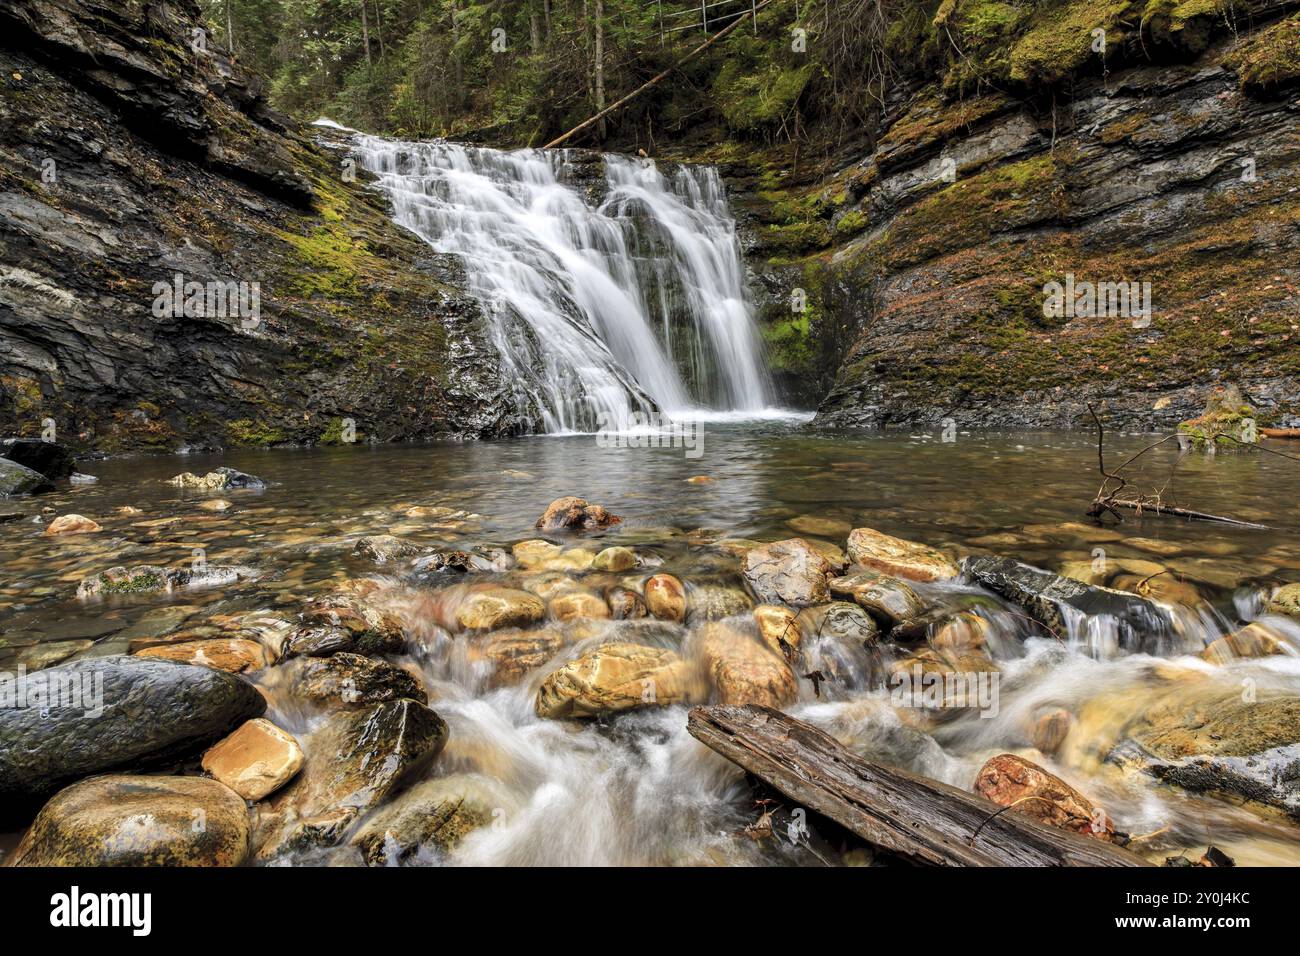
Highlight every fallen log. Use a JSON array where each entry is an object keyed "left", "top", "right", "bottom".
[
  {"left": 1262, "top": 427, "right": 1300, "bottom": 439},
  {"left": 688, "top": 704, "right": 1149, "bottom": 867}
]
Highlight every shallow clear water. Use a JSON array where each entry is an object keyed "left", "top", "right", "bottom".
[{"left": 3, "top": 425, "right": 1299, "bottom": 864}]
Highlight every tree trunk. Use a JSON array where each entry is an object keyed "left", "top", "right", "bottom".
[
  {"left": 225, "top": 0, "right": 235, "bottom": 53},
  {"left": 360, "top": 0, "right": 372, "bottom": 68},
  {"left": 373, "top": 0, "right": 386, "bottom": 61},
  {"left": 687, "top": 705, "right": 1150, "bottom": 867},
  {"left": 593, "top": 0, "right": 606, "bottom": 140}
]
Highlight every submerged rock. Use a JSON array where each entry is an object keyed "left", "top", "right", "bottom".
[
  {"left": 0, "top": 656, "right": 265, "bottom": 813},
  {"left": 535, "top": 642, "right": 696, "bottom": 718},
  {"left": 962, "top": 555, "right": 1173, "bottom": 652},
  {"left": 9, "top": 774, "right": 250, "bottom": 866},
  {"left": 742, "top": 538, "right": 833, "bottom": 608},
  {"left": 1201, "top": 623, "right": 1286, "bottom": 664},
  {"left": 846, "top": 527, "right": 959, "bottom": 582},
  {"left": 476, "top": 629, "right": 567, "bottom": 688},
  {"left": 686, "top": 583, "right": 754, "bottom": 622},
  {"left": 255, "top": 699, "right": 448, "bottom": 859},
  {"left": 202, "top": 718, "right": 305, "bottom": 801},
  {"left": 0, "top": 458, "right": 53, "bottom": 496},
  {"left": 548, "top": 589, "right": 611, "bottom": 622},
  {"left": 536, "top": 496, "right": 622, "bottom": 532},
  {"left": 0, "top": 438, "right": 77, "bottom": 480},
  {"left": 606, "top": 586, "right": 648, "bottom": 619},
  {"left": 293, "top": 652, "right": 425, "bottom": 706},
  {"left": 354, "top": 534, "right": 430, "bottom": 564},
  {"left": 1033, "top": 709, "right": 1073, "bottom": 756},
  {"left": 974, "top": 754, "right": 1116, "bottom": 841}
]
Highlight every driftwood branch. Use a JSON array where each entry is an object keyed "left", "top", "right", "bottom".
[
  {"left": 688, "top": 704, "right": 1148, "bottom": 867},
  {"left": 1084, "top": 403, "right": 1271, "bottom": 529}
]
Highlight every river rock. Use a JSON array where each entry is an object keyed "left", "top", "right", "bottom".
[
  {"left": 786, "top": 514, "right": 853, "bottom": 538},
  {"left": 255, "top": 699, "right": 448, "bottom": 858},
  {"left": 512, "top": 539, "right": 562, "bottom": 569},
  {"left": 0, "top": 656, "right": 265, "bottom": 814},
  {"left": 830, "top": 572, "right": 924, "bottom": 626},
  {"left": 351, "top": 773, "right": 510, "bottom": 865},
  {"left": 1113, "top": 694, "right": 1300, "bottom": 819},
  {"left": 0, "top": 458, "right": 52, "bottom": 496},
  {"left": 644, "top": 573, "right": 686, "bottom": 622},
  {"left": 606, "top": 586, "right": 648, "bottom": 619},
  {"left": 135, "top": 638, "right": 271, "bottom": 673},
  {"left": 962, "top": 555, "right": 1174, "bottom": 653},
  {"left": 686, "top": 583, "right": 754, "bottom": 622},
  {"left": 296, "top": 592, "right": 406, "bottom": 654},
  {"left": 476, "top": 629, "right": 566, "bottom": 688},
  {"left": 354, "top": 534, "right": 429, "bottom": 564},
  {"left": 1034, "top": 709, "right": 1073, "bottom": 756},
  {"left": 535, "top": 642, "right": 695, "bottom": 718},
  {"left": 742, "top": 538, "right": 833, "bottom": 607},
  {"left": 456, "top": 587, "right": 546, "bottom": 631},
  {"left": 413, "top": 547, "right": 513, "bottom": 575},
  {"left": 697, "top": 621, "right": 797, "bottom": 709},
  {"left": 846, "top": 526, "right": 959, "bottom": 582},
  {"left": 8, "top": 774, "right": 250, "bottom": 866},
  {"left": 1267, "top": 584, "right": 1300, "bottom": 618},
  {"left": 293, "top": 652, "right": 425, "bottom": 705},
  {"left": 76, "top": 564, "right": 187, "bottom": 598},
  {"left": 536, "top": 496, "right": 622, "bottom": 532},
  {"left": 753, "top": 605, "right": 801, "bottom": 660},
  {"left": 169, "top": 466, "right": 266, "bottom": 491},
  {"left": 974, "top": 754, "right": 1115, "bottom": 841},
  {"left": 0, "top": 437, "right": 77, "bottom": 480},
  {"left": 548, "top": 589, "right": 610, "bottom": 622},
  {"left": 795, "top": 601, "right": 881, "bottom": 647},
  {"left": 44, "top": 514, "right": 101, "bottom": 535},
  {"left": 931, "top": 612, "right": 992, "bottom": 652},
  {"left": 1201, "top": 623, "right": 1285, "bottom": 664},
  {"left": 593, "top": 546, "right": 637, "bottom": 571},
  {"left": 202, "top": 718, "right": 304, "bottom": 801}
]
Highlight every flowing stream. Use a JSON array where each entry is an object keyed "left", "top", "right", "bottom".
[
  {"left": 2, "top": 428, "right": 1299, "bottom": 865},
  {"left": 352, "top": 135, "right": 772, "bottom": 432}
]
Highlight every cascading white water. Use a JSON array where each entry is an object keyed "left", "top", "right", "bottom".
[{"left": 351, "top": 135, "right": 772, "bottom": 432}]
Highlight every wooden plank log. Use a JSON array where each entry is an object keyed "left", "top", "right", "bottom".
[{"left": 688, "top": 704, "right": 1150, "bottom": 867}]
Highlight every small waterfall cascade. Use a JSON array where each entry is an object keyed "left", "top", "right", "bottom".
[{"left": 351, "top": 135, "right": 772, "bottom": 432}]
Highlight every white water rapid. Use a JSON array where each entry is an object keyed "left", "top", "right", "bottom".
[{"left": 351, "top": 135, "right": 773, "bottom": 433}]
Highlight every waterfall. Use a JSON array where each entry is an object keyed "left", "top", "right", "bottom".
[{"left": 349, "top": 134, "right": 772, "bottom": 433}]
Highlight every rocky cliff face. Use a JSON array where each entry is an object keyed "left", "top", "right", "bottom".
[
  {"left": 729, "top": 2, "right": 1300, "bottom": 429},
  {"left": 0, "top": 0, "right": 519, "bottom": 451}
]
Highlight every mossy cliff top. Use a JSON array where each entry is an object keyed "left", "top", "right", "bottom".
[{"left": 0, "top": 0, "right": 518, "bottom": 451}]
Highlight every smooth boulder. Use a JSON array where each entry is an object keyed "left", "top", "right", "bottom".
[
  {"left": 742, "top": 538, "right": 833, "bottom": 608},
  {"left": 697, "top": 621, "right": 797, "bottom": 709},
  {"left": 292, "top": 652, "right": 425, "bottom": 705},
  {"left": 846, "top": 526, "right": 959, "bottom": 582},
  {"left": 535, "top": 496, "right": 622, "bottom": 532},
  {"left": 535, "top": 642, "right": 695, "bottom": 718},
  {"left": 202, "top": 718, "right": 305, "bottom": 801},
  {"left": 8, "top": 774, "right": 250, "bottom": 866},
  {"left": 974, "top": 754, "right": 1116, "bottom": 841},
  {"left": 456, "top": 587, "right": 546, "bottom": 631},
  {"left": 0, "top": 656, "right": 266, "bottom": 815},
  {"left": 350, "top": 773, "right": 510, "bottom": 865},
  {"left": 0, "top": 457, "right": 53, "bottom": 496},
  {"left": 255, "top": 699, "right": 448, "bottom": 858}
]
